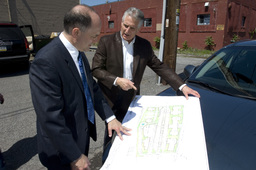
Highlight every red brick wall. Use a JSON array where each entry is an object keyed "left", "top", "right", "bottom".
[
  {"left": 93, "top": 0, "right": 256, "bottom": 50},
  {"left": 178, "top": 0, "right": 227, "bottom": 50},
  {"left": 224, "top": 0, "right": 256, "bottom": 46}
]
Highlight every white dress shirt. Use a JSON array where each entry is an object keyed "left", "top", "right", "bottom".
[
  {"left": 59, "top": 32, "right": 81, "bottom": 75},
  {"left": 122, "top": 34, "right": 135, "bottom": 80}
]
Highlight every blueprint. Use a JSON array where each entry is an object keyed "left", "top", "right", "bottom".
[{"left": 101, "top": 96, "right": 209, "bottom": 170}]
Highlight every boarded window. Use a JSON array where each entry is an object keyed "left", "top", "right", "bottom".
[
  {"left": 144, "top": 18, "right": 152, "bottom": 27},
  {"left": 197, "top": 14, "right": 210, "bottom": 25},
  {"left": 108, "top": 21, "right": 114, "bottom": 29},
  {"left": 242, "top": 16, "right": 246, "bottom": 27}
]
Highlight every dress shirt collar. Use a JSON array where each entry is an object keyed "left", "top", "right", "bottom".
[
  {"left": 59, "top": 32, "right": 82, "bottom": 76},
  {"left": 120, "top": 31, "right": 136, "bottom": 47},
  {"left": 59, "top": 32, "right": 79, "bottom": 61}
]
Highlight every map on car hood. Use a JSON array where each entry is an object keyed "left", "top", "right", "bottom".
[{"left": 101, "top": 96, "right": 209, "bottom": 170}]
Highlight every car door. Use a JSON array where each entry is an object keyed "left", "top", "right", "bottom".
[{"left": 19, "top": 25, "right": 35, "bottom": 55}]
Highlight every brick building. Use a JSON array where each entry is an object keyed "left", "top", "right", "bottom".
[
  {"left": 93, "top": 0, "right": 163, "bottom": 49},
  {"left": 93, "top": 0, "right": 256, "bottom": 50},
  {"left": 0, "top": 0, "right": 79, "bottom": 36}
]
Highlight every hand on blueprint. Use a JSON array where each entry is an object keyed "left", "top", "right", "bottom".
[
  {"left": 181, "top": 85, "right": 200, "bottom": 99},
  {"left": 71, "top": 154, "right": 91, "bottom": 170},
  {"left": 108, "top": 119, "right": 131, "bottom": 140},
  {"left": 116, "top": 77, "right": 137, "bottom": 91}
]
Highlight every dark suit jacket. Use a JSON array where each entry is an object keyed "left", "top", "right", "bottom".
[
  {"left": 29, "top": 36, "right": 114, "bottom": 167},
  {"left": 92, "top": 32, "right": 184, "bottom": 121}
]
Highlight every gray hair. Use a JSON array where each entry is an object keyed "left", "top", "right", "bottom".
[
  {"left": 63, "top": 5, "right": 96, "bottom": 34},
  {"left": 122, "top": 7, "right": 144, "bottom": 29}
]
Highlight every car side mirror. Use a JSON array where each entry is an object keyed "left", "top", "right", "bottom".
[{"left": 184, "top": 65, "right": 196, "bottom": 78}]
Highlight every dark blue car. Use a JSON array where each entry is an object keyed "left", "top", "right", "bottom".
[{"left": 158, "top": 40, "right": 256, "bottom": 170}]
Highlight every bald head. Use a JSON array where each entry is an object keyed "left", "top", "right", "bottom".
[{"left": 63, "top": 5, "right": 99, "bottom": 34}]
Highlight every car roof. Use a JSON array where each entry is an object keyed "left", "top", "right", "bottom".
[
  {"left": 224, "top": 39, "right": 256, "bottom": 48},
  {"left": 0, "top": 22, "right": 18, "bottom": 27}
]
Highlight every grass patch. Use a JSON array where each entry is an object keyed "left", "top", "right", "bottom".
[
  {"left": 153, "top": 46, "right": 215, "bottom": 59},
  {"left": 177, "top": 48, "right": 215, "bottom": 59},
  {"left": 152, "top": 46, "right": 159, "bottom": 51}
]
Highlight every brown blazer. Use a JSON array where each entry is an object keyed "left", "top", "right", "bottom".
[{"left": 92, "top": 32, "right": 184, "bottom": 121}]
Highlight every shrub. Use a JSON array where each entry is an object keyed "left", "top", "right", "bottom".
[
  {"left": 204, "top": 36, "right": 215, "bottom": 51},
  {"left": 182, "top": 40, "right": 188, "bottom": 50},
  {"left": 249, "top": 28, "right": 256, "bottom": 39},
  {"left": 231, "top": 34, "right": 239, "bottom": 43},
  {"left": 154, "top": 36, "right": 160, "bottom": 49}
]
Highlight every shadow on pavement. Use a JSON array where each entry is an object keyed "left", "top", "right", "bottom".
[
  {"left": 0, "top": 62, "right": 30, "bottom": 78},
  {"left": 3, "top": 135, "right": 37, "bottom": 170},
  {"left": 90, "top": 151, "right": 103, "bottom": 170}
]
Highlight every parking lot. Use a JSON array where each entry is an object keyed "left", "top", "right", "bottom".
[{"left": 0, "top": 51, "right": 205, "bottom": 170}]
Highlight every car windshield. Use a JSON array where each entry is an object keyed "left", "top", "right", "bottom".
[{"left": 189, "top": 46, "right": 256, "bottom": 99}]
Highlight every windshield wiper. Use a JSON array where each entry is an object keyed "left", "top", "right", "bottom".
[
  {"left": 187, "top": 80, "right": 232, "bottom": 95},
  {"left": 235, "top": 94, "right": 256, "bottom": 101},
  {"left": 188, "top": 79, "right": 256, "bottom": 100}
]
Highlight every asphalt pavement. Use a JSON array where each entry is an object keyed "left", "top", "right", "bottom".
[{"left": 0, "top": 49, "right": 206, "bottom": 170}]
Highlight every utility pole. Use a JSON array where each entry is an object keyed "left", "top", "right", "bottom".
[
  {"left": 162, "top": 0, "right": 181, "bottom": 84},
  {"left": 7, "top": 0, "right": 11, "bottom": 22}
]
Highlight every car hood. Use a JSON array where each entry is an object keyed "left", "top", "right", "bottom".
[
  {"left": 158, "top": 84, "right": 256, "bottom": 169},
  {"left": 190, "top": 84, "right": 256, "bottom": 170}
]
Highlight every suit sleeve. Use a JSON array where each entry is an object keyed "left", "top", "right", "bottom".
[
  {"left": 144, "top": 41, "right": 184, "bottom": 91},
  {"left": 29, "top": 58, "right": 82, "bottom": 163},
  {"left": 148, "top": 55, "right": 184, "bottom": 91}
]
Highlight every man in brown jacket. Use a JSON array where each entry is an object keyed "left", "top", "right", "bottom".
[{"left": 92, "top": 7, "right": 200, "bottom": 163}]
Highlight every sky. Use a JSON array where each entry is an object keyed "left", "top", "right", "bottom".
[{"left": 81, "top": 0, "right": 119, "bottom": 7}]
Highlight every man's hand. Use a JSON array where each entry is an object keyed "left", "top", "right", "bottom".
[
  {"left": 181, "top": 85, "right": 200, "bottom": 99},
  {"left": 71, "top": 154, "right": 91, "bottom": 170},
  {"left": 116, "top": 78, "right": 137, "bottom": 91},
  {"left": 108, "top": 119, "right": 131, "bottom": 140}
]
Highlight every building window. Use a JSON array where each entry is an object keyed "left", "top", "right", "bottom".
[
  {"left": 242, "top": 16, "right": 246, "bottom": 27},
  {"left": 108, "top": 21, "right": 114, "bottom": 29},
  {"left": 197, "top": 14, "right": 210, "bottom": 25},
  {"left": 143, "top": 18, "right": 152, "bottom": 27}
]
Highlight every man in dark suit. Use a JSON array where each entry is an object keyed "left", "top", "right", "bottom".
[
  {"left": 92, "top": 7, "right": 200, "bottom": 163},
  {"left": 30, "top": 5, "right": 130, "bottom": 170}
]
